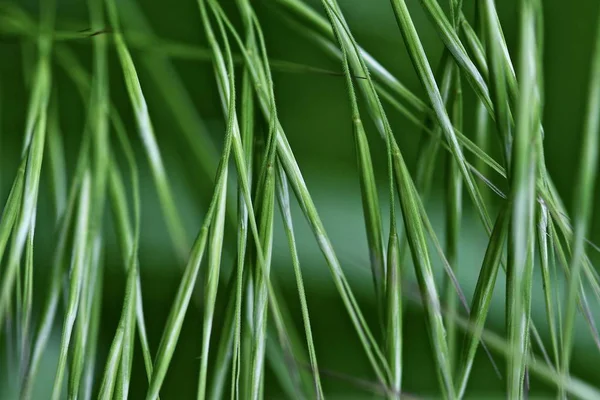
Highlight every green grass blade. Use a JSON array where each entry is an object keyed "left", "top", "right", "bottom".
[
  {"left": 276, "top": 164, "right": 324, "bottom": 399},
  {"left": 406, "top": 280, "right": 600, "bottom": 399},
  {"left": 0, "top": 160, "right": 25, "bottom": 269},
  {"left": 479, "top": 0, "right": 513, "bottom": 166},
  {"left": 210, "top": 0, "right": 391, "bottom": 390},
  {"left": 21, "top": 130, "right": 91, "bottom": 400},
  {"left": 443, "top": 93, "right": 463, "bottom": 374},
  {"left": 206, "top": 274, "right": 237, "bottom": 400},
  {"left": 345, "top": 40, "right": 386, "bottom": 320},
  {"left": 116, "top": 0, "right": 233, "bottom": 228},
  {"left": 443, "top": 0, "right": 464, "bottom": 372},
  {"left": 536, "top": 202, "right": 560, "bottom": 372},
  {"left": 109, "top": 121, "right": 156, "bottom": 383},
  {"left": 391, "top": 151, "right": 454, "bottom": 398},
  {"left": 385, "top": 225, "right": 402, "bottom": 398},
  {"left": 456, "top": 206, "right": 507, "bottom": 397},
  {"left": 197, "top": 137, "right": 229, "bottom": 400},
  {"left": 274, "top": 0, "right": 428, "bottom": 114},
  {"left": 325, "top": 4, "right": 386, "bottom": 326},
  {"left": 45, "top": 98, "right": 66, "bottom": 217},
  {"left": 81, "top": 239, "right": 104, "bottom": 400},
  {"left": 388, "top": 0, "right": 490, "bottom": 233},
  {"left": 561, "top": 3, "right": 600, "bottom": 385},
  {"left": 0, "top": 65, "right": 50, "bottom": 334},
  {"left": 417, "top": 0, "right": 493, "bottom": 113},
  {"left": 69, "top": 0, "right": 111, "bottom": 393},
  {"left": 226, "top": 16, "right": 256, "bottom": 396},
  {"left": 144, "top": 188, "right": 218, "bottom": 400},
  {"left": 144, "top": 33, "right": 232, "bottom": 393},
  {"left": 112, "top": 87, "right": 143, "bottom": 400},
  {"left": 505, "top": 2, "right": 539, "bottom": 397},
  {"left": 50, "top": 171, "right": 92, "bottom": 400},
  {"left": 19, "top": 208, "right": 34, "bottom": 369},
  {"left": 104, "top": 0, "right": 190, "bottom": 261},
  {"left": 68, "top": 242, "right": 94, "bottom": 399}
]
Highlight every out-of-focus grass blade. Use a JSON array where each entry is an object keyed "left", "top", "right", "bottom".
[
  {"left": 69, "top": 0, "right": 111, "bottom": 394},
  {"left": 50, "top": 171, "right": 92, "bottom": 400},
  {"left": 19, "top": 209, "right": 35, "bottom": 368},
  {"left": 561, "top": 3, "right": 600, "bottom": 386},
  {"left": 68, "top": 241, "right": 93, "bottom": 399},
  {"left": 0, "top": 64, "right": 50, "bottom": 333},
  {"left": 107, "top": 95, "right": 143, "bottom": 400},
  {"left": 45, "top": 98, "right": 66, "bottom": 217},
  {"left": 21, "top": 128, "right": 91, "bottom": 400},
  {"left": 0, "top": 160, "right": 25, "bottom": 269},
  {"left": 81, "top": 238, "right": 104, "bottom": 400},
  {"left": 461, "top": 8, "right": 517, "bottom": 99},
  {"left": 104, "top": 159, "right": 142, "bottom": 400},
  {"left": 49, "top": 36, "right": 158, "bottom": 392},
  {"left": 104, "top": 0, "right": 189, "bottom": 261},
  {"left": 1, "top": 0, "right": 53, "bottom": 348},
  {"left": 473, "top": 98, "right": 491, "bottom": 203},
  {"left": 97, "top": 176, "right": 140, "bottom": 399},
  {"left": 406, "top": 282, "right": 600, "bottom": 399},
  {"left": 443, "top": 86, "right": 463, "bottom": 372},
  {"left": 116, "top": 0, "right": 235, "bottom": 229},
  {"left": 443, "top": 0, "right": 463, "bottom": 372},
  {"left": 505, "top": 2, "right": 539, "bottom": 397}
]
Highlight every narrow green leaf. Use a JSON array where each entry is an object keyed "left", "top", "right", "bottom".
[
  {"left": 51, "top": 171, "right": 92, "bottom": 400},
  {"left": 561, "top": 3, "right": 600, "bottom": 384},
  {"left": 0, "top": 159, "right": 25, "bottom": 269},
  {"left": 505, "top": 3, "right": 539, "bottom": 397},
  {"left": 443, "top": 0, "right": 464, "bottom": 371},
  {"left": 0, "top": 62, "right": 50, "bottom": 333},
  {"left": 211, "top": 0, "right": 390, "bottom": 391},
  {"left": 456, "top": 207, "right": 507, "bottom": 397},
  {"left": 385, "top": 227, "right": 402, "bottom": 398},
  {"left": 104, "top": 0, "right": 190, "bottom": 261},
  {"left": 276, "top": 164, "right": 324, "bottom": 399},
  {"left": 479, "top": 0, "right": 513, "bottom": 166},
  {"left": 274, "top": 0, "right": 428, "bottom": 114},
  {"left": 21, "top": 128, "right": 91, "bottom": 400},
  {"left": 388, "top": 0, "right": 490, "bottom": 234}
]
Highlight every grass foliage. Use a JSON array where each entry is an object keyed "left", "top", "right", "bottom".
[{"left": 0, "top": 0, "right": 599, "bottom": 398}]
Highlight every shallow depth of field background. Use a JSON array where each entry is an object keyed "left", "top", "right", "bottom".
[{"left": 1, "top": 0, "right": 599, "bottom": 398}]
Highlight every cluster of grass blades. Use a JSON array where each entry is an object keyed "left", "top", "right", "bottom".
[{"left": 0, "top": 0, "right": 599, "bottom": 398}]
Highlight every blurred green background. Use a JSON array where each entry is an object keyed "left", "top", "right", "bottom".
[{"left": 1, "top": 0, "right": 600, "bottom": 398}]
